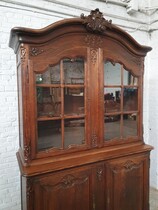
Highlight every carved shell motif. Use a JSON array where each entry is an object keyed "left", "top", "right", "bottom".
[{"left": 81, "top": 8, "right": 112, "bottom": 33}]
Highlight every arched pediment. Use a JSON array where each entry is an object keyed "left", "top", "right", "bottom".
[{"left": 9, "top": 8, "right": 151, "bottom": 56}]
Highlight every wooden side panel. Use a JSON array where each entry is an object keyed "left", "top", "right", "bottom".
[{"left": 105, "top": 154, "right": 150, "bottom": 210}]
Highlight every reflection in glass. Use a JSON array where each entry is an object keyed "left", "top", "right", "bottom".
[
  {"left": 123, "top": 88, "right": 138, "bottom": 111},
  {"left": 104, "top": 88, "right": 121, "bottom": 113},
  {"left": 63, "top": 58, "right": 84, "bottom": 84},
  {"left": 123, "top": 70, "right": 138, "bottom": 85},
  {"left": 104, "top": 115, "right": 120, "bottom": 140},
  {"left": 64, "top": 88, "right": 84, "bottom": 115},
  {"left": 37, "top": 120, "right": 61, "bottom": 150},
  {"left": 36, "top": 64, "right": 60, "bottom": 84},
  {"left": 123, "top": 114, "right": 137, "bottom": 137},
  {"left": 37, "top": 87, "right": 61, "bottom": 117},
  {"left": 104, "top": 62, "right": 121, "bottom": 85},
  {"left": 64, "top": 118, "right": 85, "bottom": 147}
]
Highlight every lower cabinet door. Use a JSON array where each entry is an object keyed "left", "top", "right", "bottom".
[
  {"left": 23, "top": 163, "right": 106, "bottom": 210},
  {"left": 105, "top": 154, "right": 150, "bottom": 210},
  {"left": 28, "top": 166, "right": 93, "bottom": 210}
]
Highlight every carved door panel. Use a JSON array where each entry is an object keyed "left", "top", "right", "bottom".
[
  {"left": 105, "top": 154, "right": 150, "bottom": 210},
  {"left": 32, "top": 166, "right": 92, "bottom": 210}
]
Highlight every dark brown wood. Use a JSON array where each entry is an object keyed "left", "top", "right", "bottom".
[
  {"left": 9, "top": 8, "right": 153, "bottom": 210},
  {"left": 105, "top": 153, "right": 150, "bottom": 210}
]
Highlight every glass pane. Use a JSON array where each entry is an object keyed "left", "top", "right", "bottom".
[
  {"left": 37, "top": 120, "right": 62, "bottom": 150},
  {"left": 123, "top": 70, "right": 138, "bottom": 85},
  {"left": 63, "top": 58, "right": 84, "bottom": 84},
  {"left": 104, "top": 115, "right": 121, "bottom": 140},
  {"left": 36, "top": 64, "right": 60, "bottom": 84},
  {"left": 104, "top": 88, "right": 121, "bottom": 113},
  {"left": 64, "top": 118, "right": 85, "bottom": 148},
  {"left": 64, "top": 88, "right": 84, "bottom": 115},
  {"left": 123, "top": 114, "right": 137, "bottom": 137},
  {"left": 123, "top": 88, "right": 138, "bottom": 111},
  {"left": 37, "top": 87, "right": 61, "bottom": 118},
  {"left": 104, "top": 61, "right": 121, "bottom": 85}
]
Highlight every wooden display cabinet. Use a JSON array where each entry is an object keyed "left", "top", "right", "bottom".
[{"left": 9, "top": 8, "right": 153, "bottom": 210}]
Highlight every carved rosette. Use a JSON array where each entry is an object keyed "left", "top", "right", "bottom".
[
  {"left": 24, "top": 143, "right": 31, "bottom": 163},
  {"left": 30, "top": 47, "right": 44, "bottom": 56},
  {"left": 81, "top": 8, "right": 112, "bottom": 34}
]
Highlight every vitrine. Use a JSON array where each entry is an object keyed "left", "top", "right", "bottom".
[{"left": 9, "top": 8, "right": 153, "bottom": 210}]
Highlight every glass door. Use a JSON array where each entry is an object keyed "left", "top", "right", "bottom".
[
  {"left": 104, "top": 61, "right": 139, "bottom": 141},
  {"left": 35, "top": 58, "right": 86, "bottom": 151}
]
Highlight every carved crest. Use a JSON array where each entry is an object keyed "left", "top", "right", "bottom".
[{"left": 81, "top": 8, "right": 112, "bottom": 33}]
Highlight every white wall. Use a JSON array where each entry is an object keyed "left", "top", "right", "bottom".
[
  {"left": 0, "top": 0, "right": 157, "bottom": 209},
  {"left": 148, "top": 30, "right": 158, "bottom": 189}
]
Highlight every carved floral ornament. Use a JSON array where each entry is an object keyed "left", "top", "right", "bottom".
[
  {"left": 112, "top": 160, "right": 143, "bottom": 173},
  {"left": 26, "top": 179, "right": 33, "bottom": 200},
  {"left": 84, "top": 34, "right": 102, "bottom": 65},
  {"left": 45, "top": 174, "right": 89, "bottom": 190},
  {"left": 81, "top": 8, "right": 112, "bottom": 34},
  {"left": 30, "top": 47, "right": 44, "bottom": 56},
  {"left": 97, "top": 168, "right": 103, "bottom": 181},
  {"left": 20, "top": 46, "right": 26, "bottom": 61},
  {"left": 24, "top": 143, "right": 31, "bottom": 163},
  {"left": 91, "top": 131, "right": 98, "bottom": 146},
  {"left": 85, "top": 34, "right": 103, "bottom": 48}
]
